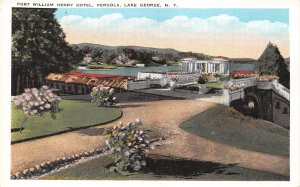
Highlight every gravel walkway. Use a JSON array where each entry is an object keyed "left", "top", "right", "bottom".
[{"left": 11, "top": 95, "right": 289, "bottom": 177}]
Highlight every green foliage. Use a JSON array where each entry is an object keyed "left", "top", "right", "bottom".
[
  {"left": 74, "top": 44, "right": 211, "bottom": 67},
  {"left": 11, "top": 8, "right": 79, "bottom": 95},
  {"left": 90, "top": 85, "right": 117, "bottom": 107},
  {"left": 205, "top": 81, "right": 223, "bottom": 89},
  {"left": 103, "top": 119, "right": 153, "bottom": 174},
  {"left": 255, "top": 42, "right": 289, "bottom": 88}
]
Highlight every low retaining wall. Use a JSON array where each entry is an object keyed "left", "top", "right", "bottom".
[
  {"left": 223, "top": 89, "right": 244, "bottom": 106},
  {"left": 127, "top": 80, "right": 150, "bottom": 90}
]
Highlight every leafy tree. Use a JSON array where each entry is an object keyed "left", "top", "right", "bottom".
[
  {"left": 72, "top": 46, "right": 85, "bottom": 64},
  {"left": 82, "top": 46, "right": 92, "bottom": 54},
  {"left": 12, "top": 8, "right": 77, "bottom": 95},
  {"left": 90, "top": 48, "right": 102, "bottom": 62},
  {"left": 255, "top": 42, "right": 289, "bottom": 88}
]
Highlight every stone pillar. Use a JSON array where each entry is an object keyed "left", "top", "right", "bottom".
[{"left": 223, "top": 89, "right": 230, "bottom": 106}]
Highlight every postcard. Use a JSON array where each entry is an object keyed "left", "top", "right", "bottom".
[{"left": 0, "top": 0, "right": 300, "bottom": 187}]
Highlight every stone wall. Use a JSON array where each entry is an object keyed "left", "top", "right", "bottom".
[
  {"left": 272, "top": 91, "right": 290, "bottom": 129},
  {"left": 244, "top": 86, "right": 290, "bottom": 129}
]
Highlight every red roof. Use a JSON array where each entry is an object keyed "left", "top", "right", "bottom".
[{"left": 65, "top": 72, "right": 127, "bottom": 80}]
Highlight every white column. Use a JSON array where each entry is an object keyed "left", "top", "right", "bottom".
[{"left": 220, "top": 63, "right": 223, "bottom": 73}]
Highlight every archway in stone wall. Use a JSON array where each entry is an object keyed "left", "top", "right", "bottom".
[{"left": 244, "top": 92, "right": 261, "bottom": 118}]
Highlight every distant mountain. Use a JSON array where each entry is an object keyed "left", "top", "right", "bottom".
[
  {"left": 72, "top": 43, "right": 259, "bottom": 65},
  {"left": 72, "top": 43, "right": 180, "bottom": 55},
  {"left": 229, "top": 58, "right": 258, "bottom": 64}
]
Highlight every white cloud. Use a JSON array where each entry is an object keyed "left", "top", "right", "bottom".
[
  {"left": 59, "top": 13, "right": 288, "bottom": 38},
  {"left": 58, "top": 13, "right": 289, "bottom": 58}
]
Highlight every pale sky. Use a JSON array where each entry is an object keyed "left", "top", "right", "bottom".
[{"left": 55, "top": 9, "right": 289, "bottom": 59}]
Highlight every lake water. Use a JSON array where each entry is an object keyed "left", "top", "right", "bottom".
[
  {"left": 76, "top": 63, "right": 255, "bottom": 77},
  {"left": 229, "top": 63, "right": 256, "bottom": 72},
  {"left": 76, "top": 66, "right": 181, "bottom": 77}
]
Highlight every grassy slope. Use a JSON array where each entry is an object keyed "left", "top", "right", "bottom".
[
  {"left": 12, "top": 100, "right": 122, "bottom": 142},
  {"left": 180, "top": 105, "right": 289, "bottom": 156},
  {"left": 42, "top": 154, "right": 288, "bottom": 180}
]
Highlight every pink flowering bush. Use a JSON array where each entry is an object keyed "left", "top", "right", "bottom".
[
  {"left": 257, "top": 75, "right": 279, "bottom": 82},
  {"left": 90, "top": 85, "right": 117, "bottom": 107},
  {"left": 13, "top": 85, "right": 61, "bottom": 132},
  {"left": 13, "top": 85, "right": 61, "bottom": 117},
  {"left": 103, "top": 119, "right": 154, "bottom": 174},
  {"left": 170, "top": 75, "right": 179, "bottom": 82},
  {"left": 223, "top": 83, "right": 245, "bottom": 91}
]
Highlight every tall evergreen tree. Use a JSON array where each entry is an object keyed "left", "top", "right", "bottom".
[
  {"left": 255, "top": 42, "right": 289, "bottom": 88},
  {"left": 12, "top": 8, "right": 77, "bottom": 95}
]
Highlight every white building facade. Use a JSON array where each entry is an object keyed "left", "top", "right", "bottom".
[{"left": 181, "top": 56, "right": 230, "bottom": 74}]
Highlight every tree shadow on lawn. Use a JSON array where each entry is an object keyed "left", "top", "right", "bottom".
[
  {"left": 76, "top": 127, "right": 105, "bottom": 136},
  {"left": 141, "top": 155, "right": 238, "bottom": 179},
  {"left": 43, "top": 154, "right": 288, "bottom": 180},
  {"left": 116, "top": 104, "right": 146, "bottom": 109}
]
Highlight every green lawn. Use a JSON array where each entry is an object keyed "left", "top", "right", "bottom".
[
  {"left": 42, "top": 154, "right": 288, "bottom": 180},
  {"left": 206, "top": 81, "right": 223, "bottom": 89},
  {"left": 87, "top": 64, "right": 116, "bottom": 69},
  {"left": 176, "top": 84, "right": 200, "bottom": 91},
  {"left": 11, "top": 100, "right": 122, "bottom": 143},
  {"left": 180, "top": 105, "right": 289, "bottom": 156}
]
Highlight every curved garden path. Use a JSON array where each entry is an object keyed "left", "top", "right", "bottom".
[{"left": 11, "top": 99, "right": 289, "bottom": 176}]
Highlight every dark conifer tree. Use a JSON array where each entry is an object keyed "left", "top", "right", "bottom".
[{"left": 255, "top": 42, "right": 289, "bottom": 88}]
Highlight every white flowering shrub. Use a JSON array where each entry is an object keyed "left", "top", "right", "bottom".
[
  {"left": 13, "top": 85, "right": 61, "bottom": 132},
  {"left": 90, "top": 85, "right": 117, "bottom": 107},
  {"left": 103, "top": 119, "right": 154, "bottom": 174}
]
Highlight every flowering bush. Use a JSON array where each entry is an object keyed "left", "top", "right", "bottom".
[
  {"left": 213, "top": 72, "right": 223, "bottom": 78},
  {"left": 197, "top": 73, "right": 210, "bottom": 84},
  {"left": 90, "top": 85, "right": 117, "bottom": 107},
  {"left": 13, "top": 86, "right": 61, "bottom": 132},
  {"left": 230, "top": 71, "right": 257, "bottom": 79},
  {"left": 140, "top": 71, "right": 195, "bottom": 75},
  {"left": 170, "top": 75, "right": 179, "bottom": 82},
  {"left": 223, "top": 83, "right": 245, "bottom": 91},
  {"left": 103, "top": 119, "right": 154, "bottom": 174},
  {"left": 13, "top": 85, "right": 61, "bottom": 117},
  {"left": 257, "top": 75, "right": 279, "bottom": 82}
]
